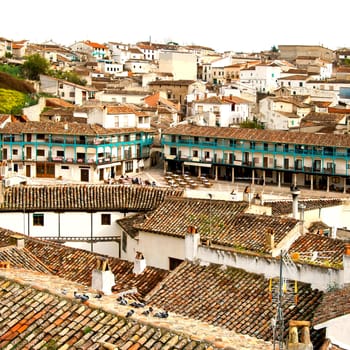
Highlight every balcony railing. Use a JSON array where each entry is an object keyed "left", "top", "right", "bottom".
[
  {"left": 14, "top": 152, "right": 149, "bottom": 165},
  {"left": 165, "top": 155, "right": 345, "bottom": 176}
]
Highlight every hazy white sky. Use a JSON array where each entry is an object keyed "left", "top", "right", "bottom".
[{"left": 2, "top": 0, "right": 349, "bottom": 53}]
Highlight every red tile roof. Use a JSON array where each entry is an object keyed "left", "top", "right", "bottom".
[
  {"left": 162, "top": 124, "right": 350, "bottom": 148},
  {"left": 289, "top": 234, "right": 345, "bottom": 268},
  {"left": 0, "top": 184, "right": 184, "bottom": 212},
  {"left": 145, "top": 261, "right": 324, "bottom": 345},
  {"left": 0, "top": 228, "right": 169, "bottom": 298},
  {"left": 0, "top": 274, "right": 223, "bottom": 349},
  {"left": 136, "top": 197, "right": 298, "bottom": 253},
  {"left": 313, "top": 284, "right": 350, "bottom": 325},
  {"left": 83, "top": 40, "right": 108, "bottom": 50},
  {"left": 264, "top": 199, "right": 343, "bottom": 216},
  {"left": 0, "top": 120, "right": 155, "bottom": 135}
]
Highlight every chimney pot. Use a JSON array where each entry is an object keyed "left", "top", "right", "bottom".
[{"left": 187, "top": 225, "right": 198, "bottom": 234}]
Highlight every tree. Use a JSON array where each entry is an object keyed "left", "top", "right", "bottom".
[
  {"left": 21, "top": 54, "right": 50, "bottom": 80},
  {"left": 271, "top": 45, "right": 279, "bottom": 53}
]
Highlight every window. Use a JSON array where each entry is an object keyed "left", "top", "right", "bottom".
[
  {"left": 12, "top": 149, "right": 18, "bottom": 155},
  {"left": 101, "top": 214, "right": 111, "bottom": 225},
  {"left": 170, "top": 147, "right": 177, "bottom": 156},
  {"left": 37, "top": 149, "right": 45, "bottom": 156},
  {"left": 193, "top": 150, "right": 198, "bottom": 157},
  {"left": 37, "top": 134, "right": 45, "bottom": 140},
  {"left": 57, "top": 150, "right": 64, "bottom": 157},
  {"left": 169, "top": 257, "right": 183, "bottom": 271},
  {"left": 33, "top": 213, "right": 44, "bottom": 226},
  {"left": 125, "top": 161, "right": 133, "bottom": 173}
]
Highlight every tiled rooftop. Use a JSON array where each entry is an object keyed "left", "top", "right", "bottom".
[
  {"left": 313, "top": 284, "right": 350, "bottom": 326},
  {"left": 162, "top": 124, "right": 350, "bottom": 147},
  {"left": 0, "top": 229, "right": 169, "bottom": 298},
  {"left": 0, "top": 120, "right": 154, "bottom": 135},
  {"left": 301, "top": 112, "right": 345, "bottom": 124},
  {"left": 136, "top": 197, "right": 298, "bottom": 253},
  {"left": 289, "top": 233, "right": 345, "bottom": 268},
  {"left": 0, "top": 268, "right": 272, "bottom": 349},
  {"left": 263, "top": 198, "right": 343, "bottom": 216},
  {"left": 117, "top": 213, "right": 148, "bottom": 239},
  {"left": 0, "top": 184, "right": 184, "bottom": 212},
  {"left": 145, "top": 260, "right": 325, "bottom": 347},
  {"left": 148, "top": 80, "right": 196, "bottom": 86}
]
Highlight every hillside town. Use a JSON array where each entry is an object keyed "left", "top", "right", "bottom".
[{"left": 0, "top": 36, "right": 350, "bottom": 349}]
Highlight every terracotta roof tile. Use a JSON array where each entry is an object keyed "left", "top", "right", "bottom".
[
  {"left": 0, "top": 228, "right": 169, "bottom": 298},
  {"left": 313, "top": 284, "right": 350, "bottom": 325},
  {"left": 145, "top": 261, "right": 324, "bottom": 346},
  {"left": 148, "top": 80, "right": 196, "bottom": 86},
  {"left": 289, "top": 234, "right": 345, "bottom": 268},
  {"left": 162, "top": 125, "right": 350, "bottom": 148},
  {"left": 195, "top": 96, "right": 231, "bottom": 105},
  {"left": 137, "top": 197, "right": 298, "bottom": 253},
  {"left": 1, "top": 120, "right": 154, "bottom": 135},
  {"left": 0, "top": 184, "right": 184, "bottom": 211},
  {"left": 263, "top": 199, "right": 343, "bottom": 216}
]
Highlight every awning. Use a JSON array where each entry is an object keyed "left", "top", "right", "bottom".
[{"left": 184, "top": 162, "right": 212, "bottom": 168}]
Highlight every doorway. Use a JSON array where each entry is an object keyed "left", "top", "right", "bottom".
[{"left": 80, "top": 168, "right": 89, "bottom": 182}]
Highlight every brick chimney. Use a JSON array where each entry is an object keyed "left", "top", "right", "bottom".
[
  {"left": 288, "top": 320, "right": 312, "bottom": 350},
  {"left": 133, "top": 252, "right": 146, "bottom": 274},
  {"left": 91, "top": 257, "right": 115, "bottom": 295},
  {"left": 265, "top": 228, "right": 275, "bottom": 251},
  {"left": 185, "top": 225, "right": 200, "bottom": 261}
]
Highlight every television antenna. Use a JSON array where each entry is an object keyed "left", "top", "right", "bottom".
[{"left": 270, "top": 250, "right": 297, "bottom": 350}]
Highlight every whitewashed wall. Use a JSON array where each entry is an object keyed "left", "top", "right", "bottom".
[
  {"left": 0, "top": 210, "right": 123, "bottom": 241},
  {"left": 138, "top": 231, "right": 184, "bottom": 270}
]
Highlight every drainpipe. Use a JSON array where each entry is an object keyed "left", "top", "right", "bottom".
[{"left": 90, "top": 212, "right": 93, "bottom": 252}]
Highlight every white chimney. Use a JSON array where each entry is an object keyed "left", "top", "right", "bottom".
[
  {"left": 92, "top": 257, "right": 115, "bottom": 295},
  {"left": 11, "top": 234, "right": 25, "bottom": 249},
  {"left": 290, "top": 185, "right": 301, "bottom": 219},
  {"left": 265, "top": 228, "right": 275, "bottom": 251},
  {"left": 185, "top": 225, "right": 200, "bottom": 261},
  {"left": 243, "top": 186, "right": 252, "bottom": 203},
  {"left": 133, "top": 252, "right": 146, "bottom": 274}
]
